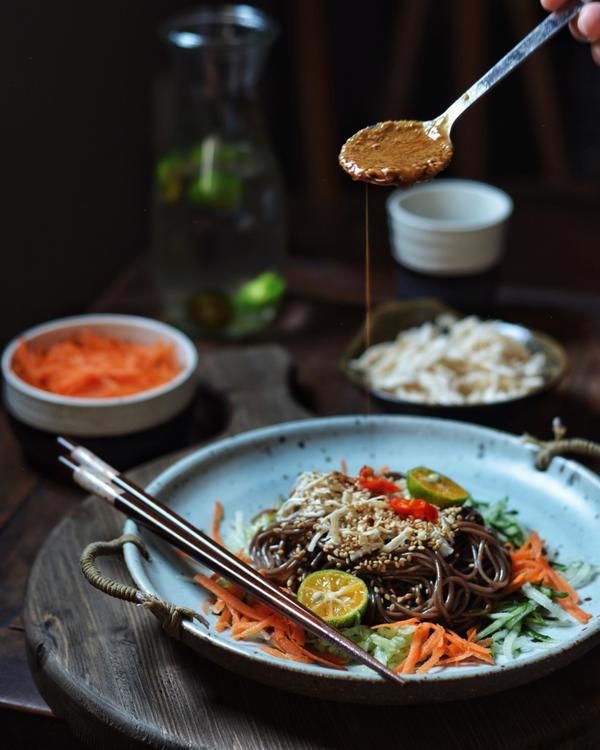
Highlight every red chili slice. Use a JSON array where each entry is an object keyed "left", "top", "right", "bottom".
[
  {"left": 357, "top": 465, "right": 401, "bottom": 495},
  {"left": 358, "top": 465, "right": 439, "bottom": 521},
  {"left": 389, "top": 497, "right": 439, "bottom": 522}
]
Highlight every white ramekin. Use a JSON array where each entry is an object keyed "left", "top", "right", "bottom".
[
  {"left": 386, "top": 179, "right": 513, "bottom": 276},
  {"left": 2, "top": 314, "right": 199, "bottom": 437}
]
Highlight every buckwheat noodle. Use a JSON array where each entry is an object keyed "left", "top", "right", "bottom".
[{"left": 250, "top": 507, "right": 511, "bottom": 631}]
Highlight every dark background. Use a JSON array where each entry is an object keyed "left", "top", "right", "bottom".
[{"left": 1, "top": 0, "right": 599, "bottom": 343}]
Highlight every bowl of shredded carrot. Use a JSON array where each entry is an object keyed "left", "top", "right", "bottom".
[{"left": 2, "top": 314, "right": 198, "bottom": 436}]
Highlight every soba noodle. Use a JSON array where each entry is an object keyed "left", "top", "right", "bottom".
[{"left": 250, "top": 488, "right": 511, "bottom": 632}]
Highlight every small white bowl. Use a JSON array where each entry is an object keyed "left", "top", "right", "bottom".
[
  {"left": 2, "top": 314, "right": 199, "bottom": 437},
  {"left": 386, "top": 179, "right": 513, "bottom": 276}
]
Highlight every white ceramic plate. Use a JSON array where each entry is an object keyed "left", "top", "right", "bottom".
[{"left": 123, "top": 416, "right": 600, "bottom": 704}]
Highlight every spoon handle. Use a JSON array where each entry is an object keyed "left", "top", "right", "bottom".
[{"left": 443, "top": 0, "right": 587, "bottom": 128}]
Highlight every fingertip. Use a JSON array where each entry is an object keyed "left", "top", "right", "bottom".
[
  {"left": 569, "top": 16, "right": 588, "bottom": 42},
  {"left": 540, "top": 0, "right": 563, "bottom": 10},
  {"left": 592, "top": 41, "right": 600, "bottom": 66},
  {"left": 578, "top": 3, "right": 600, "bottom": 42}
]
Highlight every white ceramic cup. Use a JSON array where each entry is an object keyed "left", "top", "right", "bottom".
[{"left": 386, "top": 179, "right": 513, "bottom": 276}]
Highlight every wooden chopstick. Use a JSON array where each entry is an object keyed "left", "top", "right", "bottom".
[{"left": 58, "top": 437, "right": 405, "bottom": 686}]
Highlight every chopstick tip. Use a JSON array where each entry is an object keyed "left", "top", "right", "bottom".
[
  {"left": 57, "top": 435, "right": 77, "bottom": 453},
  {"left": 58, "top": 454, "right": 77, "bottom": 473}
]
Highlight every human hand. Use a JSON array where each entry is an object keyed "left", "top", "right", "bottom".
[{"left": 541, "top": 0, "right": 600, "bottom": 64}]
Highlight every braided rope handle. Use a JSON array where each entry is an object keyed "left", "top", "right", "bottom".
[
  {"left": 523, "top": 418, "right": 600, "bottom": 471},
  {"left": 80, "top": 534, "right": 208, "bottom": 638}
]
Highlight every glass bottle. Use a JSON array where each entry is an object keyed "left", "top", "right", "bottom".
[{"left": 154, "top": 5, "right": 286, "bottom": 338}]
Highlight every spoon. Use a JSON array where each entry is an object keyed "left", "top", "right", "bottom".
[{"left": 339, "top": 0, "right": 588, "bottom": 187}]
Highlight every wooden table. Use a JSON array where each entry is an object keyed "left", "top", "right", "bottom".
[{"left": 1, "top": 256, "right": 599, "bottom": 749}]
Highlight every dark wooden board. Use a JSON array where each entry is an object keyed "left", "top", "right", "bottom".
[{"left": 20, "top": 343, "right": 600, "bottom": 749}]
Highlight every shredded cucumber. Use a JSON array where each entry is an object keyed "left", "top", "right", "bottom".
[
  {"left": 466, "top": 497, "right": 526, "bottom": 546},
  {"left": 310, "top": 624, "right": 413, "bottom": 669},
  {"left": 502, "top": 628, "right": 519, "bottom": 660},
  {"left": 522, "top": 582, "right": 570, "bottom": 622},
  {"left": 555, "top": 560, "right": 600, "bottom": 589},
  {"left": 479, "top": 582, "right": 576, "bottom": 659}
]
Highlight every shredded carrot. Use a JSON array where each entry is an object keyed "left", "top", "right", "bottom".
[
  {"left": 445, "top": 630, "right": 494, "bottom": 661},
  {"left": 211, "top": 502, "right": 225, "bottom": 547},
  {"left": 420, "top": 626, "right": 444, "bottom": 658},
  {"left": 399, "top": 622, "right": 430, "bottom": 674},
  {"left": 443, "top": 651, "right": 494, "bottom": 666},
  {"left": 466, "top": 627, "right": 478, "bottom": 642},
  {"left": 260, "top": 646, "right": 296, "bottom": 661},
  {"left": 12, "top": 330, "right": 181, "bottom": 398},
  {"left": 416, "top": 628, "right": 445, "bottom": 674},
  {"left": 231, "top": 618, "right": 274, "bottom": 640},
  {"left": 374, "top": 616, "right": 492, "bottom": 673},
  {"left": 235, "top": 548, "right": 252, "bottom": 563},
  {"left": 269, "top": 631, "right": 311, "bottom": 664},
  {"left": 372, "top": 618, "right": 421, "bottom": 629},
  {"left": 195, "top": 575, "right": 262, "bottom": 620},
  {"left": 393, "top": 621, "right": 494, "bottom": 673},
  {"left": 194, "top": 573, "right": 347, "bottom": 670},
  {"left": 215, "top": 608, "right": 232, "bottom": 632},
  {"left": 508, "top": 532, "right": 592, "bottom": 624}
]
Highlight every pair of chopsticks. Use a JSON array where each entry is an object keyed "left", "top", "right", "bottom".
[{"left": 57, "top": 436, "right": 405, "bottom": 686}]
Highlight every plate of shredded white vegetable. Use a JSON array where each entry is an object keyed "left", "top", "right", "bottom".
[
  {"left": 123, "top": 415, "right": 599, "bottom": 704},
  {"left": 342, "top": 300, "right": 567, "bottom": 410}
]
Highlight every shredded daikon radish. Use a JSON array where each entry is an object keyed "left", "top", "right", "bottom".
[
  {"left": 272, "top": 470, "right": 460, "bottom": 564},
  {"left": 350, "top": 314, "right": 547, "bottom": 405}
]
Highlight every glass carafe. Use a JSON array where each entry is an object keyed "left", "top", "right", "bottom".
[{"left": 154, "top": 5, "right": 286, "bottom": 338}]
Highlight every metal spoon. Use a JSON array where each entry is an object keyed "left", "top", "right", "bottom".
[{"left": 339, "top": 0, "right": 588, "bottom": 187}]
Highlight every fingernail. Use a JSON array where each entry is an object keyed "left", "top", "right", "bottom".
[{"left": 577, "top": 5, "right": 597, "bottom": 40}]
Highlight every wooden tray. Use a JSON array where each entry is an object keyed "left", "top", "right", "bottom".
[{"left": 22, "top": 344, "right": 600, "bottom": 750}]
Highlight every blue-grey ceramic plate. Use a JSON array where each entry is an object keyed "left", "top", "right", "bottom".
[{"left": 123, "top": 416, "right": 600, "bottom": 704}]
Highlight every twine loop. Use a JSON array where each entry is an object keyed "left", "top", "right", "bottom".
[
  {"left": 523, "top": 418, "right": 600, "bottom": 471},
  {"left": 80, "top": 534, "right": 207, "bottom": 638}
]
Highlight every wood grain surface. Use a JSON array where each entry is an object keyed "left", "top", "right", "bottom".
[{"left": 21, "top": 343, "right": 600, "bottom": 750}]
